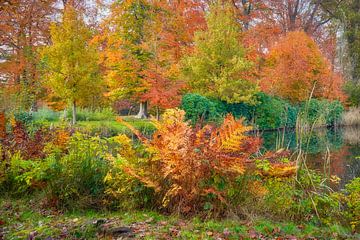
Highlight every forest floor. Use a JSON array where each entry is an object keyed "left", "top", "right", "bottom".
[{"left": 1, "top": 197, "right": 359, "bottom": 240}]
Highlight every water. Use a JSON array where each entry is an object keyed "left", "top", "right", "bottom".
[{"left": 259, "top": 126, "right": 360, "bottom": 187}]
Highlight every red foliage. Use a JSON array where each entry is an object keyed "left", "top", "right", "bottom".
[
  {"left": 1, "top": 121, "right": 60, "bottom": 160},
  {"left": 141, "top": 66, "right": 185, "bottom": 111}
]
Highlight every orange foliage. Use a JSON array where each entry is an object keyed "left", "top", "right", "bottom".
[
  {"left": 261, "top": 31, "right": 345, "bottom": 103},
  {"left": 52, "top": 129, "right": 70, "bottom": 151},
  {"left": 116, "top": 109, "right": 261, "bottom": 213}
]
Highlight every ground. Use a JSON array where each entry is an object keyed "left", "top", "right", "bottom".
[{"left": 1, "top": 197, "right": 358, "bottom": 240}]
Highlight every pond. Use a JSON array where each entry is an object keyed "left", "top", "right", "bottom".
[{"left": 259, "top": 126, "right": 360, "bottom": 187}]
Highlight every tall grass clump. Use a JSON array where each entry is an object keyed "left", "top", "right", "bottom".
[
  {"left": 32, "top": 107, "right": 60, "bottom": 122},
  {"left": 67, "top": 107, "right": 116, "bottom": 121},
  {"left": 342, "top": 107, "right": 360, "bottom": 126}
]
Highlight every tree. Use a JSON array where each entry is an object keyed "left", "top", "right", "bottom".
[
  {"left": 261, "top": 31, "right": 344, "bottom": 103},
  {"left": 99, "top": 0, "right": 197, "bottom": 118},
  {"left": 182, "top": 0, "right": 258, "bottom": 104},
  {"left": 322, "top": 0, "right": 360, "bottom": 83},
  {"left": 99, "top": 0, "right": 151, "bottom": 119},
  {"left": 41, "top": 6, "right": 102, "bottom": 125},
  {"left": 0, "top": 0, "right": 57, "bottom": 110}
]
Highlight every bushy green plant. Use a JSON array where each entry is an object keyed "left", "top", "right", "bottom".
[
  {"left": 254, "top": 93, "right": 298, "bottom": 130},
  {"left": 32, "top": 107, "right": 60, "bottom": 122},
  {"left": 299, "top": 99, "right": 344, "bottom": 127},
  {"left": 14, "top": 111, "right": 33, "bottom": 125},
  {"left": 342, "top": 177, "right": 360, "bottom": 231},
  {"left": 180, "top": 93, "right": 226, "bottom": 124},
  {"left": 45, "top": 133, "right": 110, "bottom": 209},
  {"left": 327, "top": 100, "right": 344, "bottom": 126},
  {"left": 67, "top": 107, "right": 116, "bottom": 122},
  {"left": 344, "top": 81, "right": 360, "bottom": 107}
]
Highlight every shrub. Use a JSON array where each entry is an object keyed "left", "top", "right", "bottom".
[
  {"left": 2, "top": 121, "right": 51, "bottom": 160},
  {"left": 299, "top": 99, "right": 344, "bottom": 127},
  {"left": 106, "top": 109, "right": 261, "bottom": 214},
  {"left": 342, "top": 177, "right": 360, "bottom": 231},
  {"left": 67, "top": 107, "right": 116, "bottom": 122},
  {"left": 45, "top": 133, "right": 110, "bottom": 209},
  {"left": 327, "top": 100, "right": 344, "bottom": 126},
  {"left": 254, "top": 93, "right": 298, "bottom": 130},
  {"left": 14, "top": 111, "right": 33, "bottom": 125},
  {"left": 180, "top": 93, "right": 226, "bottom": 125},
  {"left": 344, "top": 81, "right": 360, "bottom": 107},
  {"left": 32, "top": 107, "right": 60, "bottom": 122}
]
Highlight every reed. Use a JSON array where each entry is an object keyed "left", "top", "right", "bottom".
[{"left": 341, "top": 107, "right": 360, "bottom": 126}]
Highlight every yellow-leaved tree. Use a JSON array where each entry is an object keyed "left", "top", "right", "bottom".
[{"left": 41, "top": 5, "right": 103, "bottom": 124}]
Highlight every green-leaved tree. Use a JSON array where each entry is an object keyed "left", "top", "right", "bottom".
[
  {"left": 41, "top": 6, "right": 102, "bottom": 124},
  {"left": 182, "top": 0, "right": 258, "bottom": 104}
]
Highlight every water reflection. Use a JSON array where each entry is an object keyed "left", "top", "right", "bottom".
[{"left": 259, "top": 126, "right": 360, "bottom": 186}]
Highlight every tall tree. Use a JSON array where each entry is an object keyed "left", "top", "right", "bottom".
[
  {"left": 182, "top": 0, "right": 258, "bottom": 104},
  {"left": 327, "top": 0, "right": 360, "bottom": 83},
  {"left": 41, "top": 5, "right": 102, "bottom": 124},
  {"left": 99, "top": 0, "right": 151, "bottom": 118},
  {"left": 0, "top": 0, "right": 57, "bottom": 110},
  {"left": 99, "top": 0, "right": 201, "bottom": 118},
  {"left": 261, "top": 31, "right": 344, "bottom": 103}
]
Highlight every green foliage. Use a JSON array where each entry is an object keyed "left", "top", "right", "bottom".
[
  {"left": 45, "top": 133, "right": 110, "bottom": 209},
  {"left": 182, "top": 0, "right": 258, "bottom": 104},
  {"left": 14, "top": 111, "right": 33, "bottom": 125},
  {"left": 299, "top": 99, "right": 344, "bottom": 126},
  {"left": 180, "top": 93, "right": 226, "bottom": 124},
  {"left": 254, "top": 93, "right": 299, "bottom": 130},
  {"left": 342, "top": 177, "right": 360, "bottom": 231},
  {"left": 32, "top": 107, "right": 60, "bottom": 122},
  {"left": 67, "top": 107, "right": 115, "bottom": 122},
  {"left": 344, "top": 81, "right": 360, "bottom": 107}
]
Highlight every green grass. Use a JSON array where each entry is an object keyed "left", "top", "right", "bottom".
[
  {"left": 31, "top": 117, "right": 156, "bottom": 137},
  {"left": 1, "top": 196, "right": 358, "bottom": 240}
]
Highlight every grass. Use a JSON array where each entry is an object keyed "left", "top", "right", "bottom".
[
  {"left": 342, "top": 107, "right": 360, "bottom": 126},
  {"left": 0, "top": 196, "right": 358, "bottom": 239}
]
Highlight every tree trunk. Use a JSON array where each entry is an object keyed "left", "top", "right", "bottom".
[
  {"left": 72, "top": 100, "right": 77, "bottom": 125},
  {"left": 156, "top": 106, "right": 160, "bottom": 120},
  {"left": 136, "top": 101, "right": 148, "bottom": 119}
]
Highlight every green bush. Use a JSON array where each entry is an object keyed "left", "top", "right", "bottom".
[
  {"left": 181, "top": 93, "right": 344, "bottom": 129},
  {"left": 327, "top": 100, "right": 344, "bottom": 126},
  {"left": 32, "top": 107, "right": 60, "bottom": 122},
  {"left": 67, "top": 107, "right": 116, "bottom": 121},
  {"left": 14, "top": 111, "right": 33, "bottom": 125},
  {"left": 299, "top": 99, "right": 344, "bottom": 126},
  {"left": 180, "top": 93, "right": 226, "bottom": 124},
  {"left": 254, "top": 93, "right": 299, "bottom": 130},
  {"left": 344, "top": 81, "right": 360, "bottom": 107},
  {"left": 342, "top": 177, "right": 360, "bottom": 231},
  {"left": 45, "top": 133, "right": 110, "bottom": 209}
]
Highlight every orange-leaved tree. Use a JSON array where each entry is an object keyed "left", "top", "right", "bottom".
[
  {"left": 261, "top": 31, "right": 344, "bottom": 103},
  {"left": 105, "top": 109, "right": 261, "bottom": 213}
]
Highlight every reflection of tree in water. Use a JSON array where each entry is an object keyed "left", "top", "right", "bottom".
[
  {"left": 342, "top": 126, "right": 360, "bottom": 145},
  {"left": 260, "top": 126, "right": 360, "bottom": 186},
  {"left": 342, "top": 146, "right": 360, "bottom": 187}
]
